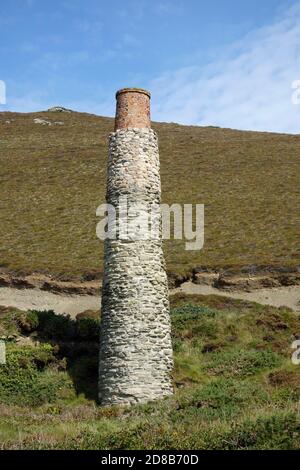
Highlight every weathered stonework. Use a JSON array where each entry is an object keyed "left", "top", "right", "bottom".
[{"left": 98, "top": 90, "right": 173, "bottom": 406}]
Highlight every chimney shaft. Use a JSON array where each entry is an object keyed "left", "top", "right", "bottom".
[
  {"left": 115, "top": 88, "right": 151, "bottom": 130},
  {"left": 99, "top": 88, "right": 173, "bottom": 406}
]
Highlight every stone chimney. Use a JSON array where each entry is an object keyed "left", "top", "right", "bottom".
[
  {"left": 115, "top": 88, "right": 151, "bottom": 130},
  {"left": 98, "top": 88, "right": 174, "bottom": 406}
]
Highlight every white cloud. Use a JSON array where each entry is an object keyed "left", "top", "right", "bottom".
[
  {"left": 74, "top": 19, "right": 103, "bottom": 35},
  {"left": 154, "top": 1, "right": 183, "bottom": 16},
  {"left": 149, "top": 2, "right": 300, "bottom": 134},
  {"left": 122, "top": 33, "right": 141, "bottom": 48},
  {"left": 32, "top": 50, "right": 91, "bottom": 72},
  {"left": 7, "top": 93, "right": 51, "bottom": 113}
]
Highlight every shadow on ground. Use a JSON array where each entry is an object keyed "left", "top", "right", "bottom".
[{"left": 20, "top": 309, "right": 100, "bottom": 401}]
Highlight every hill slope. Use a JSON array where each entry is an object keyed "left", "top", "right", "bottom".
[{"left": 0, "top": 110, "right": 299, "bottom": 280}]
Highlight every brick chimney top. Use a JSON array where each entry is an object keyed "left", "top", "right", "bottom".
[{"left": 115, "top": 88, "right": 151, "bottom": 131}]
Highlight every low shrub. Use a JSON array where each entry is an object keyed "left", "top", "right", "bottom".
[
  {"left": 0, "top": 343, "right": 69, "bottom": 406},
  {"left": 206, "top": 349, "right": 282, "bottom": 377}
]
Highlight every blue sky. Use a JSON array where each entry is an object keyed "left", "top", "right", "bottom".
[{"left": 1, "top": 0, "right": 300, "bottom": 133}]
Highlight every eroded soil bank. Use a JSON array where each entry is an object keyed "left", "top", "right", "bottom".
[{"left": 1, "top": 266, "right": 299, "bottom": 293}]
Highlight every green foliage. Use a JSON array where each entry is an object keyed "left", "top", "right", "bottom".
[
  {"left": 35, "top": 310, "right": 77, "bottom": 340},
  {"left": 206, "top": 349, "right": 282, "bottom": 377},
  {"left": 208, "top": 412, "right": 300, "bottom": 450},
  {"left": 171, "top": 304, "right": 219, "bottom": 340},
  {"left": 77, "top": 317, "right": 99, "bottom": 340},
  {"left": 0, "top": 297, "right": 299, "bottom": 449},
  {"left": 171, "top": 304, "right": 217, "bottom": 318},
  {"left": 0, "top": 306, "right": 21, "bottom": 337},
  {"left": 0, "top": 344, "right": 69, "bottom": 406},
  {"left": 18, "top": 310, "right": 40, "bottom": 333},
  {"left": 7, "top": 309, "right": 101, "bottom": 342},
  {"left": 175, "top": 378, "right": 268, "bottom": 420}
]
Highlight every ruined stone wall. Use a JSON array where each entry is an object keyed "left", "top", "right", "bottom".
[{"left": 99, "top": 128, "right": 174, "bottom": 406}]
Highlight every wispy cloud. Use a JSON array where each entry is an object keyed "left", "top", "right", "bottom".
[
  {"left": 154, "top": 1, "right": 183, "bottom": 16},
  {"left": 74, "top": 19, "right": 103, "bottom": 35},
  {"left": 150, "top": 2, "right": 300, "bottom": 134},
  {"left": 3, "top": 1, "right": 300, "bottom": 135},
  {"left": 7, "top": 90, "right": 52, "bottom": 113},
  {"left": 117, "top": 0, "right": 147, "bottom": 21},
  {"left": 31, "top": 50, "right": 91, "bottom": 72}
]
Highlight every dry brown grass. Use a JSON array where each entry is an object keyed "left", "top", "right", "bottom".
[{"left": 0, "top": 111, "right": 299, "bottom": 279}]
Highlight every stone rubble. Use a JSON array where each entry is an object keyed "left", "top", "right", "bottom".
[{"left": 33, "top": 118, "right": 64, "bottom": 126}]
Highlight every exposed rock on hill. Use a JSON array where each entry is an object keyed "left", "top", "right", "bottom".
[{"left": 47, "top": 106, "right": 72, "bottom": 113}]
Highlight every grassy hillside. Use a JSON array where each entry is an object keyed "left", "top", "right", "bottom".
[
  {"left": 0, "top": 295, "right": 300, "bottom": 449},
  {"left": 0, "top": 110, "right": 299, "bottom": 279}
]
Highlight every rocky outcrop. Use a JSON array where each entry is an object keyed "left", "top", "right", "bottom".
[
  {"left": 33, "top": 118, "right": 64, "bottom": 126},
  {"left": 47, "top": 106, "right": 72, "bottom": 113}
]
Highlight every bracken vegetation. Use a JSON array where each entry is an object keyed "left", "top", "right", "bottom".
[
  {"left": 0, "top": 295, "right": 300, "bottom": 450},
  {"left": 0, "top": 111, "right": 299, "bottom": 279}
]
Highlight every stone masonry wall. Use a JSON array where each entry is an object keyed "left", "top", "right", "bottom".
[{"left": 98, "top": 128, "right": 174, "bottom": 406}]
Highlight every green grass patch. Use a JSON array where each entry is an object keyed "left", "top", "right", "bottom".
[
  {"left": 206, "top": 349, "right": 282, "bottom": 377},
  {"left": 0, "top": 295, "right": 300, "bottom": 449}
]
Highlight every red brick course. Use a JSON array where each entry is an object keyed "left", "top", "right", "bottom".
[{"left": 115, "top": 88, "right": 151, "bottom": 130}]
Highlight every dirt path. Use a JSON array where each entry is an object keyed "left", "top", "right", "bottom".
[
  {"left": 0, "top": 287, "right": 99, "bottom": 318},
  {"left": 0, "top": 283, "right": 299, "bottom": 317},
  {"left": 172, "top": 282, "right": 300, "bottom": 312}
]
